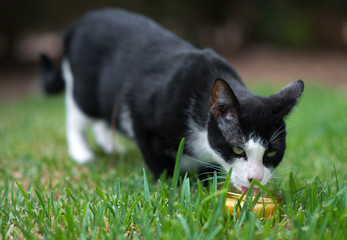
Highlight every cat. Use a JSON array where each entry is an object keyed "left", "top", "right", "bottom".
[{"left": 40, "top": 8, "right": 304, "bottom": 194}]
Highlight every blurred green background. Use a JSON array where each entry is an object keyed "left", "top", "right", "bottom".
[{"left": 0, "top": 0, "right": 346, "bottom": 100}]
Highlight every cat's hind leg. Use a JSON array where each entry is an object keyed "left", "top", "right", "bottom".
[
  {"left": 92, "top": 120, "right": 129, "bottom": 155},
  {"left": 62, "top": 59, "right": 94, "bottom": 163},
  {"left": 92, "top": 120, "right": 114, "bottom": 154}
]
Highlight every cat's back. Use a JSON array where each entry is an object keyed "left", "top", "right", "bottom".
[
  {"left": 72, "top": 8, "right": 158, "bottom": 34},
  {"left": 63, "top": 8, "right": 196, "bottom": 119},
  {"left": 64, "top": 8, "right": 190, "bottom": 56}
]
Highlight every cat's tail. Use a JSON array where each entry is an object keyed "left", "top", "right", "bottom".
[{"left": 39, "top": 53, "right": 65, "bottom": 94}]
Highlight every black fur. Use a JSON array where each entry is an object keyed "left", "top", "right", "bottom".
[
  {"left": 40, "top": 53, "right": 64, "bottom": 94},
  {"left": 41, "top": 8, "right": 304, "bottom": 178}
]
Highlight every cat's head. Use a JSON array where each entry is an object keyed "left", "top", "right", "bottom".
[{"left": 207, "top": 79, "right": 304, "bottom": 194}]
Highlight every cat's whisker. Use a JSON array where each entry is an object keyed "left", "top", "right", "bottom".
[
  {"left": 269, "top": 138, "right": 287, "bottom": 146},
  {"left": 272, "top": 171, "right": 290, "bottom": 176},
  {"left": 266, "top": 182, "right": 281, "bottom": 188},
  {"left": 217, "top": 181, "right": 228, "bottom": 185},
  {"left": 199, "top": 167, "right": 226, "bottom": 175},
  {"left": 202, "top": 181, "right": 230, "bottom": 191},
  {"left": 200, "top": 165, "right": 225, "bottom": 172},
  {"left": 269, "top": 173, "right": 291, "bottom": 181},
  {"left": 270, "top": 176, "right": 291, "bottom": 181},
  {"left": 270, "top": 123, "right": 296, "bottom": 144},
  {"left": 266, "top": 178, "right": 281, "bottom": 184},
  {"left": 270, "top": 130, "right": 287, "bottom": 144},
  {"left": 273, "top": 169, "right": 300, "bottom": 173},
  {"left": 265, "top": 180, "right": 276, "bottom": 184},
  {"left": 236, "top": 175, "right": 244, "bottom": 182},
  {"left": 280, "top": 166, "right": 300, "bottom": 169},
  {"left": 271, "top": 171, "right": 290, "bottom": 176},
  {"left": 200, "top": 176, "right": 228, "bottom": 183},
  {"left": 185, "top": 156, "right": 225, "bottom": 172},
  {"left": 230, "top": 118, "right": 245, "bottom": 139},
  {"left": 196, "top": 171, "right": 227, "bottom": 178},
  {"left": 278, "top": 166, "right": 300, "bottom": 169},
  {"left": 270, "top": 136, "right": 286, "bottom": 142},
  {"left": 199, "top": 172, "right": 227, "bottom": 178},
  {"left": 268, "top": 176, "right": 286, "bottom": 180},
  {"left": 273, "top": 167, "right": 300, "bottom": 173},
  {"left": 273, "top": 172, "right": 295, "bottom": 175},
  {"left": 270, "top": 123, "right": 286, "bottom": 142},
  {"left": 266, "top": 181, "right": 279, "bottom": 185}
]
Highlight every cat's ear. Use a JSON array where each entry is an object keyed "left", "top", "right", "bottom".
[
  {"left": 209, "top": 79, "right": 240, "bottom": 119},
  {"left": 268, "top": 80, "right": 304, "bottom": 119}
]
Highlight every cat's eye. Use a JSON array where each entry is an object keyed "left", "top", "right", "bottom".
[
  {"left": 233, "top": 147, "right": 245, "bottom": 155},
  {"left": 266, "top": 151, "right": 277, "bottom": 157}
]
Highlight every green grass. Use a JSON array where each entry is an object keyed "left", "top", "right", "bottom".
[{"left": 0, "top": 83, "right": 346, "bottom": 239}]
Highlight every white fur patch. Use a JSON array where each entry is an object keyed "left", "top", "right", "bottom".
[
  {"left": 92, "top": 120, "right": 114, "bottom": 153},
  {"left": 183, "top": 120, "right": 232, "bottom": 172},
  {"left": 63, "top": 58, "right": 130, "bottom": 163},
  {"left": 93, "top": 121, "right": 127, "bottom": 154},
  {"left": 118, "top": 105, "right": 135, "bottom": 139},
  {"left": 186, "top": 120, "right": 273, "bottom": 190},
  {"left": 63, "top": 58, "right": 95, "bottom": 163},
  {"left": 231, "top": 138, "right": 272, "bottom": 191}
]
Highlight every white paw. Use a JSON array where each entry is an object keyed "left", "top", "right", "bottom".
[
  {"left": 69, "top": 149, "right": 95, "bottom": 164},
  {"left": 100, "top": 142, "right": 114, "bottom": 154},
  {"left": 114, "top": 144, "right": 127, "bottom": 154},
  {"left": 92, "top": 121, "right": 115, "bottom": 154}
]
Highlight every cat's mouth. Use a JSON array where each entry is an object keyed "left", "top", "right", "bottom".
[{"left": 237, "top": 185, "right": 259, "bottom": 196}]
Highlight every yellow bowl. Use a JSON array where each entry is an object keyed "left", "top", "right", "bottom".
[{"left": 225, "top": 192, "right": 282, "bottom": 218}]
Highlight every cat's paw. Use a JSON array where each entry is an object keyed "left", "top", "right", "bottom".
[
  {"left": 96, "top": 140, "right": 114, "bottom": 154},
  {"left": 69, "top": 149, "right": 95, "bottom": 164},
  {"left": 114, "top": 143, "right": 127, "bottom": 154}
]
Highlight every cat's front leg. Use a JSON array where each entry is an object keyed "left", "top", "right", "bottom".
[{"left": 135, "top": 130, "right": 175, "bottom": 178}]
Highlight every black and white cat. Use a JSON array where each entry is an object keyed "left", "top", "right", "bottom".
[{"left": 40, "top": 8, "right": 304, "bottom": 194}]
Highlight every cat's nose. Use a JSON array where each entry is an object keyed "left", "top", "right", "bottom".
[
  {"left": 247, "top": 164, "right": 264, "bottom": 183},
  {"left": 248, "top": 177, "right": 262, "bottom": 183}
]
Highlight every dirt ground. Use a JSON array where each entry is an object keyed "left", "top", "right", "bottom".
[{"left": 0, "top": 45, "right": 346, "bottom": 102}]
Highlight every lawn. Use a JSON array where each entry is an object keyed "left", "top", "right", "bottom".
[{"left": 0, "top": 82, "right": 346, "bottom": 239}]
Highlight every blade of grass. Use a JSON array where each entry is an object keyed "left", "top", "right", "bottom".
[
  {"left": 96, "top": 187, "right": 105, "bottom": 200},
  {"left": 34, "top": 188, "right": 49, "bottom": 220},
  {"left": 122, "top": 196, "right": 143, "bottom": 228},
  {"left": 81, "top": 202, "right": 90, "bottom": 240},
  {"left": 143, "top": 168, "right": 152, "bottom": 208},
  {"left": 177, "top": 214, "right": 191, "bottom": 238},
  {"left": 15, "top": 181, "right": 28, "bottom": 199},
  {"left": 252, "top": 180, "right": 279, "bottom": 208},
  {"left": 169, "top": 138, "right": 185, "bottom": 209},
  {"left": 212, "top": 171, "right": 218, "bottom": 193}
]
